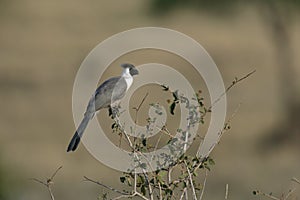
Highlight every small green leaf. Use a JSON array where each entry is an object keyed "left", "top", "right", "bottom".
[
  {"left": 208, "top": 158, "right": 215, "bottom": 165},
  {"left": 140, "top": 163, "right": 147, "bottom": 169},
  {"left": 137, "top": 175, "right": 145, "bottom": 187},
  {"left": 165, "top": 188, "right": 173, "bottom": 195},
  {"left": 141, "top": 185, "right": 146, "bottom": 195},
  {"left": 193, "top": 171, "right": 198, "bottom": 177}
]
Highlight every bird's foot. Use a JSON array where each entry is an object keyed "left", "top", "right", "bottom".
[{"left": 109, "top": 106, "right": 120, "bottom": 119}]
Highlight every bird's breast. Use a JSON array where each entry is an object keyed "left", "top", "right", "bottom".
[{"left": 124, "top": 76, "right": 133, "bottom": 91}]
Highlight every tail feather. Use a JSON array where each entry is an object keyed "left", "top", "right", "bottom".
[
  {"left": 67, "top": 131, "right": 81, "bottom": 152},
  {"left": 67, "top": 114, "right": 92, "bottom": 152}
]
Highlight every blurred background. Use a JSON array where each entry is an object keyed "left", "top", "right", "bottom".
[{"left": 0, "top": 0, "right": 299, "bottom": 199}]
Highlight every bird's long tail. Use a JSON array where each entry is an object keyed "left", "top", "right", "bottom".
[{"left": 67, "top": 112, "right": 93, "bottom": 152}]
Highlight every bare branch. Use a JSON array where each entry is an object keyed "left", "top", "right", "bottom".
[
  {"left": 47, "top": 187, "right": 55, "bottom": 200},
  {"left": 184, "top": 161, "right": 197, "bottom": 200},
  {"left": 83, "top": 176, "right": 129, "bottom": 196},
  {"left": 133, "top": 92, "right": 149, "bottom": 112},
  {"left": 184, "top": 181, "right": 189, "bottom": 200},
  {"left": 179, "top": 187, "right": 188, "bottom": 200},
  {"left": 141, "top": 169, "right": 154, "bottom": 200},
  {"left": 158, "top": 181, "right": 163, "bottom": 200},
  {"left": 167, "top": 166, "right": 173, "bottom": 185},
  {"left": 50, "top": 166, "right": 63, "bottom": 181},
  {"left": 197, "top": 102, "right": 241, "bottom": 159},
  {"left": 114, "top": 115, "right": 134, "bottom": 150},
  {"left": 259, "top": 192, "right": 280, "bottom": 200},
  {"left": 225, "top": 184, "right": 229, "bottom": 200},
  {"left": 112, "top": 192, "right": 149, "bottom": 200},
  {"left": 133, "top": 92, "right": 149, "bottom": 141},
  {"left": 134, "top": 173, "right": 137, "bottom": 193},
  {"left": 284, "top": 188, "right": 297, "bottom": 200},
  {"left": 199, "top": 170, "right": 208, "bottom": 200},
  {"left": 292, "top": 177, "right": 300, "bottom": 185},
  {"left": 30, "top": 178, "right": 48, "bottom": 187},
  {"left": 30, "top": 166, "right": 63, "bottom": 200},
  {"left": 208, "top": 69, "right": 256, "bottom": 111}
]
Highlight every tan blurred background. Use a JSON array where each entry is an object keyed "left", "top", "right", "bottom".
[{"left": 0, "top": 0, "right": 300, "bottom": 199}]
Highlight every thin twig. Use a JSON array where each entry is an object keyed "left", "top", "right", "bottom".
[
  {"left": 30, "top": 166, "right": 63, "bottom": 200},
  {"left": 167, "top": 166, "right": 173, "bottom": 185},
  {"left": 208, "top": 69, "right": 256, "bottom": 111},
  {"left": 225, "top": 184, "right": 229, "bottom": 200},
  {"left": 112, "top": 192, "right": 149, "bottom": 200},
  {"left": 197, "top": 102, "right": 241, "bottom": 159},
  {"left": 158, "top": 181, "right": 163, "bottom": 200},
  {"left": 184, "top": 180, "right": 189, "bottom": 200},
  {"left": 114, "top": 115, "right": 134, "bottom": 149},
  {"left": 133, "top": 93, "right": 149, "bottom": 131},
  {"left": 133, "top": 93, "right": 149, "bottom": 112},
  {"left": 196, "top": 70, "right": 255, "bottom": 160},
  {"left": 284, "top": 188, "right": 297, "bottom": 200},
  {"left": 134, "top": 172, "right": 137, "bottom": 193},
  {"left": 50, "top": 166, "right": 63, "bottom": 181},
  {"left": 83, "top": 176, "right": 129, "bottom": 196},
  {"left": 292, "top": 177, "right": 300, "bottom": 185},
  {"left": 184, "top": 161, "right": 197, "bottom": 200},
  {"left": 180, "top": 187, "right": 188, "bottom": 200},
  {"left": 199, "top": 170, "right": 208, "bottom": 200},
  {"left": 160, "top": 126, "right": 175, "bottom": 138},
  {"left": 31, "top": 178, "right": 47, "bottom": 187},
  {"left": 183, "top": 121, "right": 190, "bottom": 152},
  {"left": 259, "top": 192, "right": 280, "bottom": 200},
  {"left": 142, "top": 169, "right": 154, "bottom": 200}
]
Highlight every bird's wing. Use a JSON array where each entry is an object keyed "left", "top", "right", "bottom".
[{"left": 94, "top": 76, "right": 127, "bottom": 110}]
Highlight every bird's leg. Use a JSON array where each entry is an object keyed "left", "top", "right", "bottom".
[
  {"left": 109, "top": 99, "right": 122, "bottom": 119},
  {"left": 109, "top": 105, "right": 120, "bottom": 119}
]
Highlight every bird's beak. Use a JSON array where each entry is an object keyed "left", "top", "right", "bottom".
[{"left": 130, "top": 68, "right": 139, "bottom": 76}]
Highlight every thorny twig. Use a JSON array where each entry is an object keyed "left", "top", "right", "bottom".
[
  {"left": 285, "top": 188, "right": 297, "bottom": 200},
  {"left": 179, "top": 187, "right": 188, "bottom": 200},
  {"left": 292, "top": 177, "right": 300, "bottom": 185},
  {"left": 199, "top": 170, "right": 208, "bottom": 200},
  {"left": 184, "top": 161, "right": 197, "bottom": 200},
  {"left": 112, "top": 192, "right": 149, "bottom": 200},
  {"left": 83, "top": 176, "right": 129, "bottom": 196},
  {"left": 256, "top": 192, "right": 280, "bottom": 200},
  {"left": 197, "top": 102, "right": 241, "bottom": 159},
  {"left": 133, "top": 93, "right": 149, "bottom": 145},
  {"left": 30, "top": 166, "right": 62, "bottom": 200},
  {"left": 254, "top": 183, "right": 298, "bottom": 200},
  {"left": 133, "top": 93, "right": 149, "bottom": 119},
  {"left": 208, "top": 69, "right": 256, "bottom": 112}
]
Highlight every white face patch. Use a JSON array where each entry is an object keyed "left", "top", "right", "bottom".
[{"left": 122, "top": 67, "right": 133, "bottom": 91}]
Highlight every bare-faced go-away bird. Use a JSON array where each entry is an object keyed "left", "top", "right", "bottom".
[{"left": 67, "top": 63, "right": 139, "bottom": 152}]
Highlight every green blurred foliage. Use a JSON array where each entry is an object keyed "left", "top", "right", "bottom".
[
  {"left": 151, "top": 0, "right": 239, "bottom": 15},
  {"left": 0, "top": 164, "right": 6, "bottom": 200},
  {"left": 150, "top": 0, "right": 300, "bottom": 15}
]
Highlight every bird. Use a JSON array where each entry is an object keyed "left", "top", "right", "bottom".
[{"left": 67, "top": 63, "right": 139, "bottom": 152}]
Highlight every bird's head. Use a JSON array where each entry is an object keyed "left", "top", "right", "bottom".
[{"left": 121, "top": 63, "right": 139, "bottom": 76}]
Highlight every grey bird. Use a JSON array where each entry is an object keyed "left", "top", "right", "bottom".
[{"left": 67, "top": 63, "right": 139, "bottom": 152}]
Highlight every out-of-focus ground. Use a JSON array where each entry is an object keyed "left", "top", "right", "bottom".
[{"left": 0, "top": 0, "right": 299, "bottom": 199}]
